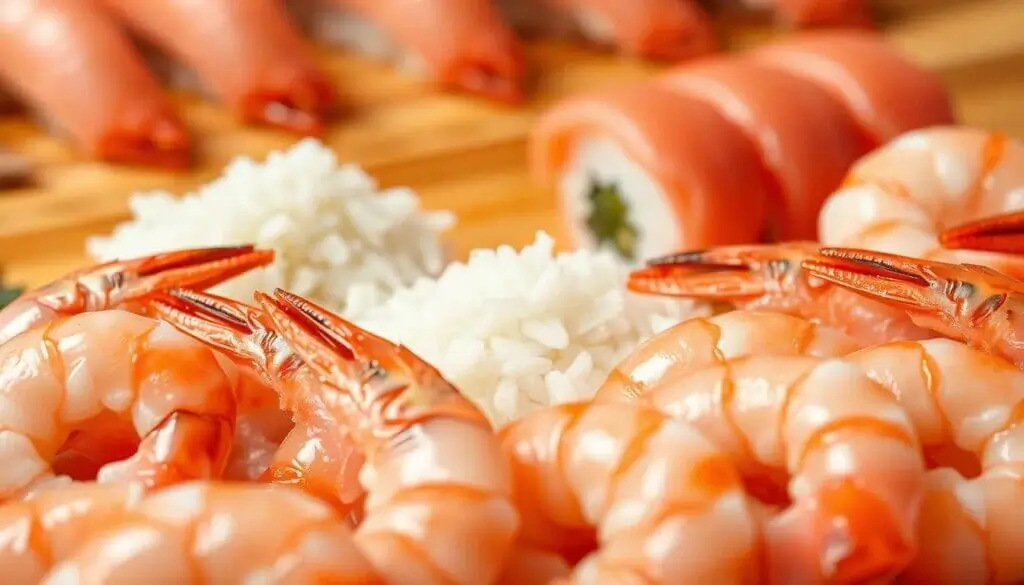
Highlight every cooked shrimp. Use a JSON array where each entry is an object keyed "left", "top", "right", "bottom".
[
  {"left": 843, "top": 338, "right": 1024, "bottom": 584},
  {"left": 0, "top": 0, "right": 189, "bottom": 168},
  {"left": 256, "top": 288, "right": 518, "bottom": 585},
  {"left": 818, "top": 127, "right": 1024, "bottom": 277},
  {"left": 628, "top": 242, "right": 934, "bottom": 346},
  {"left": 99, "top": 0, "right": 336, "bottom": 135},
  {"left": 804, "top": 247, "right": 1024, "bottom": 370},
  {"left": 940, "top": 209, "right": 1024, "bottom": 255},
  {"left": 499, "top": 401, "right": 759, "bottom": 584},
  {"left": 3, "top": 481, "right": 381, "bottom": 584},
  {"left": 0, "top": 245, "right": 273, "bottom": 346},
  {"left": 594, "top": 309, "right": 858, "bottom": 402},
  {"left": 605, "top": 354, "right": 927, "bottom": 584},
  {"left": 150, "top": 288, "right": 366, "bottom": 511},
  {"left": 0, "top": 310, "right": 237, "bottom": 501}
]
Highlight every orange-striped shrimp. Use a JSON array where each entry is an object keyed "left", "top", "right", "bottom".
[
  {"left": 0, "top": 0, "right": 190, "bottom": 168},
  {"left": 603, "top": 354, "right": 927, "bottom": 584},
  {"left": 150, "top": 288, "right": 366, "bottom": 511},
  {"left": 842, "top": 338, "right": 1024, "bottom": 584},
  {"left": 628, "top": 242, "right": 935, "bottom": 346},
  {"left": 0, "top": 310, "right": 237, "bottom": 501},
  {"left": 499, "top": 402, "right": 759, "bottom": 584},
  {"left": 817, "top": 126, "right": 1024, "bottom": 277},
  {"left": 941, "top": 209, "right": 1024, "bottom": 255},
  {"left": 99, "top": 0, "right": 336, "bottom": 135},
  {"left": 2, "top": 481, "right": 381, "bottom": 584},
  {"left": 594, "top": 309, "right": 858, "bottom": 402},
  {"left": 256, "top": 288, "right": 519, "bottom": 585}
]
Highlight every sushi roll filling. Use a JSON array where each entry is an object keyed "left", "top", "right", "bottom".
[{"left": 584, "top": 179, "right": 639, "bottom": 261}]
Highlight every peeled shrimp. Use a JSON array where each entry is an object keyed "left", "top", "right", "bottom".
[
  {"left": 604, "top": 354, "right": 927, "bottom": 584},
  {"left": 594, "top": 309, "right": 858, "bottom": 402},
  {"left": 99, "top": 0, "right": 335, "bottom": 135},
  {"left": 628, "top": 242, "right": 935, "bottom": 346},
  {"left": 499, "top": 402, "right": 759, "bottom": 584},
  {"left": 0, "top": 311, "right": 237, "bottom": 500},
  {"left": 256, "top": 289, "right": 518, "bottom": 585},
  {"left": 1, "top": 481, "right": 381, "bottom": 584},
  {"left": 0, "top": 0, "right": 189, "bottom": 168},
  {"left": 818, "top": 126, "right": 1024, "bottom": 277}
]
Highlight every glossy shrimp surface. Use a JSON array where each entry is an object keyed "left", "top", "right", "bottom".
[
  {"left": 608, "top": 355, "right": 927, "bottom": 584},
  {"left": 18, "top": 481, "right": 380, "bottom": 584},
  {"left": 594, "top": 309, "right": 858, "bottom": 402},
  {"left": 0, "top": 311, "right": 236, "bottom": 501},
  {"left": 500, "top": 402, "right": 759, "bottom": 584},
  {"left": 0, "top": 0, "right": 189, "bottom": 167},
  {"left": 258, "top": 288, "right": 519, "bottom": 585},
  {"left": 100, "top": 0, "right": 335, "bottom": 135}
]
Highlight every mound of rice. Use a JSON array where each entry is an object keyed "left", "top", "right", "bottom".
[
  {"left": 354, "top": 232, "right": 710, "bottom": 425},
  {"left": 87, "top": 139, "right": 454, "bottom": 314}
]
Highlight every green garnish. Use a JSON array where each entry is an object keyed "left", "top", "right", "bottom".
[
  {"left": 0, "top": 276, "right": 24, "bottom": 310},
  {"left": 584, "top": 179, "right": 639, "bottom": 261}
]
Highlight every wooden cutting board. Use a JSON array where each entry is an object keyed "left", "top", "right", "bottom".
[{"left": 1, "top": 0, "right": 1022, "bottom": 289}]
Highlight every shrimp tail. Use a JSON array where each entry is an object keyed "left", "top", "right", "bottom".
[
  {"left": 94, "top": 109, "right": 192, "bottom": 169},
  {"left": 939, "top": 210, "right": 1024, "bottom": 254},
  {"left": 150, "top": 287, "right": 270, "bottom": 361}
]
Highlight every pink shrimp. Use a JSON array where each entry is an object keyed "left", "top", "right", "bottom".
[
  {"left": 941, "top": 210, "right": 1024, "bottom": 255},
  {"left": 255, "top": 288, "right": 518, "bottom": 585},
  {"left": 99, "top": 0, "right": 335, "bottom": 135},
  {"left": 0, "top": 310, "right": 237, "bottom": 501},
  {"left": 594, "top": 309, "right": 859, "bottom": 402},
  {"left": 1, "top": 481, "right": 381, "bottom": 584},
  {"left": 0, "top": 0, "right": 190, "bottom": 168},
  {"left": 628, "top": 242, "right": 935, "bottom": 346},
  {"left": 499, "top": 401, "right": 760, "bottom": 584},
  {"left": 150, "top": 287, "right": 366, "bottom": 512},
  {"left": 602, "top": 354, "right": 927, "bottom": 584}
]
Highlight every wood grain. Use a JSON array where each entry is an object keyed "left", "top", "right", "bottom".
[{"left": 2, "top": 0, "right": 1023, "bottom": 288}]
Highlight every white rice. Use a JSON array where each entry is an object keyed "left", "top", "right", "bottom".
[
  {"left": 87, "top": 139, "right": 454, "bottom": 314},
  {"left": 354, "top": 231, "right": 710, "bottom": 426}
]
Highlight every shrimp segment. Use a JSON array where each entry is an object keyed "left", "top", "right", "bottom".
[
  {"left": 0, "top": 0, "right": 189, "bottom": 167},
  {"left": 594, "top": 309, "right": 858, "bottom": 402},
  {"left": 500, "top": 402, "right": 759, "bottom": 583},
  {"left": 257, "top": 289, "right": 518, "bottom": 585},
  {"left": 940, "top": 210, "right": 1024, "bottom": 254},
  {"left": 628, "top": 242, "right": 934, "bottom": 346},
  {"left": 0, "top": 311, "right": 237, "bottom": 501},
  {"left": 100, "top": 0, "right": 335, "bottom": 134},
  {"left": 612, "top": 355, "right": 927, "bottom": 584},
  {"left": 0, "top": 245, "right": 274, "bottom": 346}
]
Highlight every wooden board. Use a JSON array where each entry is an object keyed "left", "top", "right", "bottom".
[{"left": 1, "top": 0, "right": 1023, "bottom": 289}]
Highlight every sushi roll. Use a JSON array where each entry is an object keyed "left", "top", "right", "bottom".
[
  {"left": 719, "top": 0, "right": 873, "bottom": 27},
  {"left": 501, "top": 0, "right": 717, "bottom": 61},
  {"left": 531, "top": 83, "right": 771, "bottom": 263},
  {"left": 657, "top": 56, "right": 869, "bottom": 240},
  {"left": 289, "top": 0, "right": 527, "bottom": 104},
  {"left": 750, "top": 30, "right": 955, "bottom": 147}
]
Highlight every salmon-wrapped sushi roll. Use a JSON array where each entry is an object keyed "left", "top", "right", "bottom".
[
  {"left": 291, "top": 0, "right": 527, "bottom": 103},
  {"left": 100, "top": 0, "right": 335, "bottom": 135},
  {"left": 503, "top": 0, "right": 716, "bottom": 61},
  {"left": 751, "top": 30, "right": 955, "bottom": 147},
  {"left": 531, "top": 84, "right": 770, "bottom": 262},
  {"left": 657, "top": 56, "right": 869, "bottom": 240},
  {"left": 0, "top": 0, "right": 190, "bottom": 168}
]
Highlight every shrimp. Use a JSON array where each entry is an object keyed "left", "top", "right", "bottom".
[
  {"left": 0, "top": 245, "right": 274, "bottom": 346},
  {"left": 940, "top": 209, "right": 1024, "bottom": 255},
  {"left": 603, "top": 354, "right": 927, "bottom": 584},
  {"left": 594, "top": 309, "right": 858, "bottom": 402},
  {"left": 149, "top": 287, "right": 366, "bottom": 512},
  {"left": 803, "top": 247, "right": 1024, "bottom": 370},
  {"left": 0, "top": 0, "right": 190, "bottom": 168},
  {"left": 0, "top": 310, "right": 237, "bottom": 501},
  {"left": 256, "top": 288, "right": 518, "bottom": 585},
  {"left": 627, "top": 242, "right": 935, "bottom": 346},
  {"left": 843, "top": 338, "right": 1024, "bottom": 584},
  {"left": 817, "top": 126, "right": 1024, "bottom": 277},
  {"left": 99, "top": 0, "right": 336, "bottom": 135},
  {"left": 2, "top": 481, "right": 381, "bottom": 584},
  {"left": 499, "top": 401, "right": 760, "bottom": 584}
]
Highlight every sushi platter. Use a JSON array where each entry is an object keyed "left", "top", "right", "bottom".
[{"left": 1, "top": 0, "right": 1023, "bottom": 289}]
